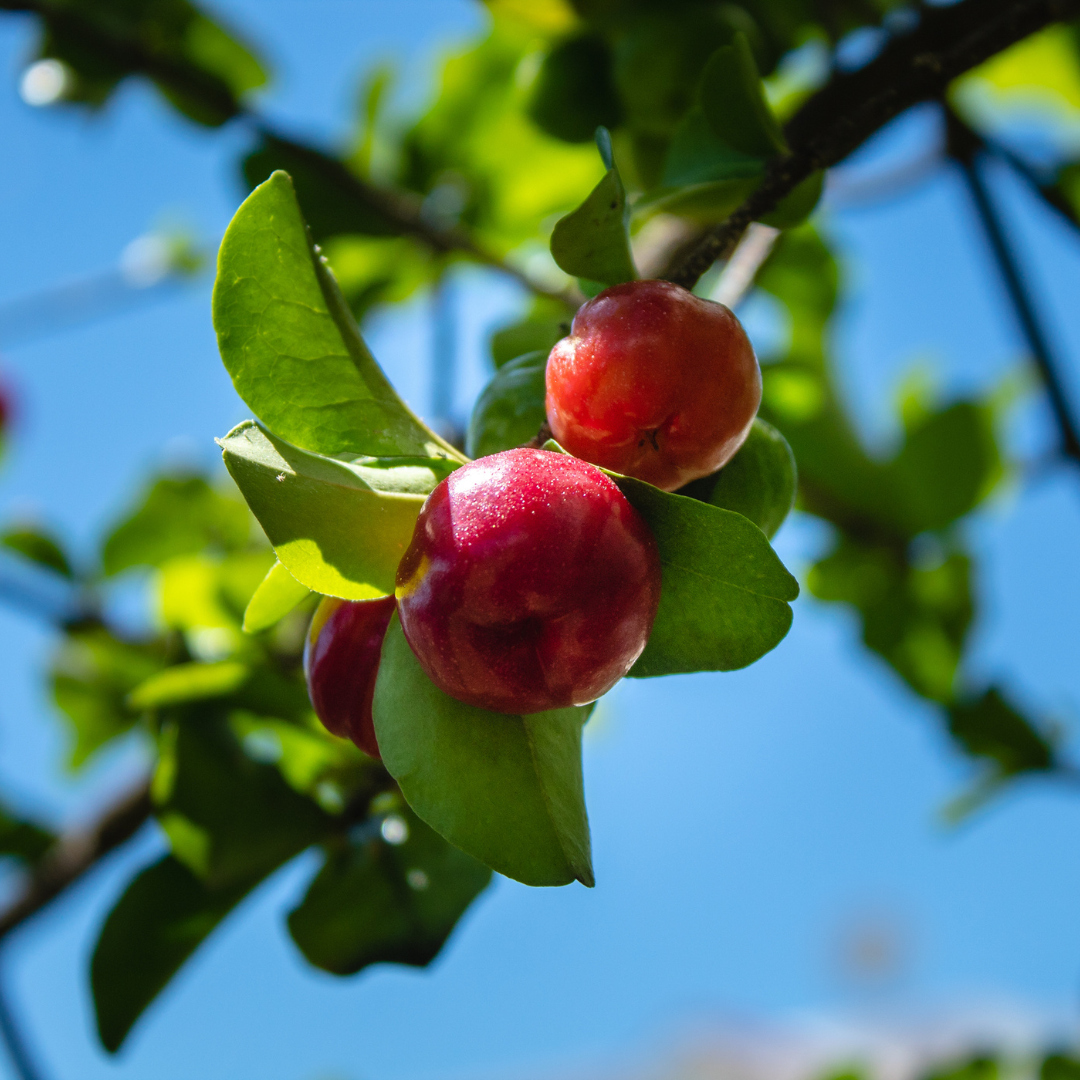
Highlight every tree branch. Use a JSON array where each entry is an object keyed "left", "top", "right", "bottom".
[
  {"left": 665, "top": 0, "right": 1080, "bottom": 289},
  {"left": 0, "top": 780, "right": 151, "bottom": 942}
]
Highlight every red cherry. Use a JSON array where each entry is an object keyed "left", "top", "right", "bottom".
[
  {"left": 304, "top": 595, "right": 396, "bottom": 758},
  {"left": 395, "top": 448, "right": 661, "bottom": 714},
  {"left": 545, "top": 279, "right": 761, "bottom": 492}
]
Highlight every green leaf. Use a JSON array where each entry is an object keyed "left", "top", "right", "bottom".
[
  {"left": 759, "top": 170, "right": 824, "bottom": 228},
  {"left": 526, "top": 33, "right": 623, "bottom": 144},
  {"left": 1, "top": 526, "right": 74, "bottom": 578},
  {"left": 243, "top": 134, "right": 401, "bottom": 242},
  {"left": 102, "top": 475, "right": 249, "bottom": 577},
  {"left": 127, "top": 661, "right": 250, "bottom": 710},
  {"left": 663, "top": 106, "right": 766, "bottom": 187},
  {"left": 490, "top": 298, "right": 570, "bottom": 368},
  {"left": 549, "top": 128, "right": 637, "bottom": 287},
  {"left": 809, "top": 540, "right": 972, "bottom": 702},
  {"left": 1042, "top": 1055, "right": 1080, "bottom": 1080},
  {"left": 30, "top": 0, "right": 266, "bottom": 124},
  {"left": 212, "top": 171, "right": 463, "bottom": 461},
  {"left": 889, "top": 401, "right": 1002, "bottom": 534},
  {"left": 243, "top": 560, "right": 311, "bottom": 632},
  {"left": 465, "top": 351, "right": 547, "bottom": 458},
  {"left": 0, "top": 802, "right": 54, "bottom": 863},
  {"left": 220, "top": 421, "right": 457, "bottom": 599},
  {"left": 616, "top": 477, "right": 799, "bottom": 677},
  {"left": 374, "top": 615, "right": 594, "bottom": 888},
  {"left": 155, "top": 717, "right": 332, "bottom": 891},
  {"left": 678, "top": 419, "right": 796, "bottom": 539},
  {"left": 51, "top": 628, "right": 166, "bottom": 768},
  {"left": 91, "top": 855, "right": 251, "bottom": 1053},
  {"left": 288, "top": 805, "right": 491, "bottom": 975},
  {"left": 699, "top": 34, "right": 787, "bottom": 158},
  {"left": 947, "top": 687, "right": 1056, "bottom": 778}
]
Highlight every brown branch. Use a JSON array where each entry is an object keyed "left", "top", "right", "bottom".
[
  {"left": 0, "top": 780, "right": 151, "bottom": 941},
  {"left": 665, "top": 0, "right": 1080, "bottom": 289}
]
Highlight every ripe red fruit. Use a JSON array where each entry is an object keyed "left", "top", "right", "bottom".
[
  {"left": 545, "top": 279, "right": 761, "bottom": 492},
  {"left": 395, "top": 448, "right": 661, "bottom": 714},
  {"left": 304, "top": 595, "right": 396, "bottom": 759}
]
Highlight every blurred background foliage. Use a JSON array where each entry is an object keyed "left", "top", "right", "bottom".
[{"left": 1, "top": 0, "right": 1080, "bottom": 1066}]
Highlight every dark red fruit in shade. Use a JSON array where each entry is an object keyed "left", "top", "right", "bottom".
[
  {"left": 545, "top": 279, "right": 761, "bottom": 492},
  {"left": 395, "top": 448, "right": 662, "bottom": 714},
  {"left": 304, "top": 594, "right": 396, "bottom": 759}
]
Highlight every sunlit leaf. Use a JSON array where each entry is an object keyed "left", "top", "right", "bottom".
[
  {"left": 220, "top": 421, "right": 458, "bottom": 600},
  {"left": 243, "top": 560, "right": 311, "bottom": 633},
  {"left": 213, "top": 171, "right": 463, "bottom": 461}
]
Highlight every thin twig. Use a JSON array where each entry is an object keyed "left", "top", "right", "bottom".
[
  {"left": 952, "top": 147, "right": 1080, "bottom": 464},
  {"left": 665, "top": 0, "right": 1080, "bottom": 289},
  {"left": 0, "top": 780, "right": 151, "bottom": 942}
]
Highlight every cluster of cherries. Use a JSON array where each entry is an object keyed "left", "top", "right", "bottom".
[{"left": 305, "top": 280, "right": 761, "bottom": 756}]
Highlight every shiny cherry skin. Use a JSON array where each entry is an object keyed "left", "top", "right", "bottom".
[
  {"left": 304, "top": 594, "right": 396, "bottom": 759},
  {"left": 395, "top": 448, "right": 662, "bottom": 714},
  {"left": 545, "top": 279, "right": 761, "bottom": 492}
]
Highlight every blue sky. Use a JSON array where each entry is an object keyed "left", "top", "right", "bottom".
[{"left": 1, "top": 3, "right": 1080, "bottom": 1079}]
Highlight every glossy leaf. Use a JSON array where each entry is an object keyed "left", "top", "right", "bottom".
[
  {"left": 679, "top": 419, "right": 796, "bottom": 539},
  {"left": 243, "top": 560, "right": 311, "bottom": 632},
  {"left": 465, "top": 351, "right": 547, "bottom": 458},
  {"left": 549, "top": 129, "right": 637, "bottom": 286},
  {"left": 374, "top": 615, "right": 593, "bottom": 888},
  {"left": 699, "top": 35, "right": 787, "bottom": 158},
  {"left": 212, "top": 171, "right": 462, "bottom": 461},
  {"left": 102, "top": 476, "right": 249, "bottom": 577},
  {"left": 288, "top": 805, "right": 491, "bottom": 974},
  {"left": 616, "top": 477, "right": 799, "bottom": 677},
  {"left": 220, "top": 421, "right": 457, "bottom": 599},
  {"left": 663, "top": 106, "right": 766, "bottom": 188}
]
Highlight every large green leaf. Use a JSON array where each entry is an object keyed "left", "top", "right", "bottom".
[
  {"left": 679, "top": 419, "right": 796, "bottom": 539},
  {"left": 288, "top": 805, "right": 491, "bottom": 975},
  {"left": 219, "top": 421, "right": 457, "bottom": 599},
  {"left": 212, "top": 171, "right": 463, "bottom": 461},
  {"left": 616, "top": 477, "right": 799, "bottom": 677},
  {"left": 549, "top": 128, "right": 637, "bottom": 287},
  {"left": 465, "top": 350, "right": 548, "bottom": 458},
  {"left": 373, "top": 615, "right": 593, "bottom": 888}
]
